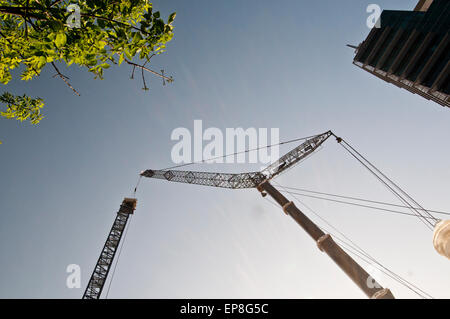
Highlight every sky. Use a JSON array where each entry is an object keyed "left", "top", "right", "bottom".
[{"left": 0, "top": 0, "right": 449, "bottom": 299}]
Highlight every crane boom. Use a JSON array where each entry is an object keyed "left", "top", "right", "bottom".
[{"left": 140, "top": 131, "right": 332, "bottom": 188}]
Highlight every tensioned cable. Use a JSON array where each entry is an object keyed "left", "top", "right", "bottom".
[
  {"left": 161, "top": 133, "right": 319, "bottom": 171},
  {"left": 337, "top": 140, "right": 435, "bottom": 230},
  {"left": 341, "top": 138, "right": 438, "bottom": 224},
  {"left": 339, "top": 142, "right": 434, "bottom": 230},
  {"left": 341, "top": 143, "right": 432, "bottom": 230},
  {"left": 133, "top": 175, "right": 142, "bottom": 196},
  {"left": 105, "top": 214, "right": 133, "bottom": 299},
  {"left": 272, "top": 181, "right": 433, "bottom": 299},
  {"left": 276, "top": 188, "right": 450, "bottom": 219},
  {"left": 278, "top": 186, "right": 450, "bottom": 217}
]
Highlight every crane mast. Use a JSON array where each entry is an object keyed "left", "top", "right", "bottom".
[{"left": 82, "top": 198, "right": 137, "bottom": 299}]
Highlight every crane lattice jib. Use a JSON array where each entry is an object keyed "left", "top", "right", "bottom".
[
  {"left": 140, "top": 131, "right": 332, "bottom": 189},
  {"left": 141, "top": 169, "right": 265, "bottom": 189},
  {"left": 261, "top": 130, "right": 331, "bottom": 180}
]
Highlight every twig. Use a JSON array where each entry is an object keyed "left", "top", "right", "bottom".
[
  {"left": 51, "top": 62, "right": 81, "bottom": 96},
  {"left": 130, "top": 65, "right": 136, "bottom": 79},
  {"left": 24, "top": 0, "right": 29, "bottom": 38},
  {"left": 141, "top": 60, "right": 148, "bottom": 90},
  {"left": 124, "top": 59, "right": 173, "bottom": 83}
]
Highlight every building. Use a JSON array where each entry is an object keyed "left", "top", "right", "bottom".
[{"left": 353, "top": 0, "right": 449, "bottom": 108}]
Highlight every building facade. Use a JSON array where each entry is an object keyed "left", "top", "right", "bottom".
[{"left": 353, "top": 0, "right": 449, "bottom": 108}]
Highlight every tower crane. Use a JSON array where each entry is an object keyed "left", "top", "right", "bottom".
[{"left": 140, "top": 131, "right": 395, "bottom": 299}]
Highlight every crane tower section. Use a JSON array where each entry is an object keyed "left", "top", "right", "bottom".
[{"left": 82, "top": 198, "right": 137, "bottom": 299}]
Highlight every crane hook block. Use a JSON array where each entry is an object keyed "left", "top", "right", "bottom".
[
  {"left": 433, "top": 220, "right": 450, "bottom": 260},
  {"left": 336, "top": 137, "right": 343, "bottom": 144}
]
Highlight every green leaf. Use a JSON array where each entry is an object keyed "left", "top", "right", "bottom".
[
  {"left": 55, "top": 33, "right": 67, "bottom": 48},
  {"left": 124, "top": 49, "right": 133, "bottom": 59},
  {"left": 168, "top": 12, "right": 176, "bottom": 24},
  {"left": 37, "top": 56, "right": 46, "bottom": 68}
]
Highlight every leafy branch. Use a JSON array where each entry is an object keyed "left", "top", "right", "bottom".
[{"left": 0, "top": 0, "right": 176, "bottom": 143}]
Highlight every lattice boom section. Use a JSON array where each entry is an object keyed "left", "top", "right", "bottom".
[
  {"left": 262, "top": 131, "right": 332, "bottom": 179},
  {"left": 141, "top": 169, "right": 266, "bottom": 189}
]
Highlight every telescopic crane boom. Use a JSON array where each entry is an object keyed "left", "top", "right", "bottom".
[{"left": 140, "top": 131, "right": 394, "bottom": 299}]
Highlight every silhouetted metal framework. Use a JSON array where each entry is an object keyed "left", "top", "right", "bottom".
[
  {"left": 141, "top": 131, "right": 333, "bottom": 189},
  {"left": 82, "top": 198, "right": 137, "bottom": 299}
]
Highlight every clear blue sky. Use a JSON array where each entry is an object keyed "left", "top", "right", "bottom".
[{"left": 1, "top": 0, "right": 449, "bottom": 298}]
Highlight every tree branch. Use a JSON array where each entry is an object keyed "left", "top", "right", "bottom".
[
  {"left": 24, "top": 0, "right": 29, "bottom": 38},
  {"left": 124, "top": 59, "right": 173, "bottom": 83},
  {"left": 141, "top": 60, "right": 148, "bottom": 90},
  {"left": 0, "top": 6, "right": 151, "bottom": 34},
  {"left": 51, "top": 62, "right": 80, "bottom": 96}
]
